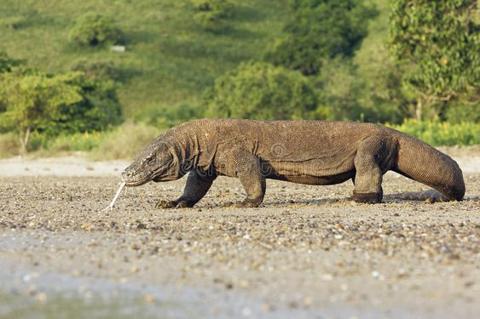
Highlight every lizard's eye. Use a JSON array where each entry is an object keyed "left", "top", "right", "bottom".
[{"left": 142, "top": 154, "right": 155, "bottom": 165}]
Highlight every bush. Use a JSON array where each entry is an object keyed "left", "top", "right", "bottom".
[
  {"left": 50, "top": 73, "right": 123, "bottom": 135},
  {"left": 191, "top": 0, "right": 233, "bottom": 32},
  {"left": 193, "top": 11, "right": 228, "bottom": 32},
  {"left": 206, "top": 62, "right": 319, "bottom": 120},
  {"left": 391, "top": 120, "right": 480, "bottom": 146},
  {"left": 68, "top": 13, "right": 124, "bottom": 47},
  {"left": 91, "top": 122, "right": 161, "bottom": 160},
  {"left": 71, "top": 59, "right": 120, "bottom": 82},
  {"left": 191, "top": 0, "right": 233, "bottom": 17}
]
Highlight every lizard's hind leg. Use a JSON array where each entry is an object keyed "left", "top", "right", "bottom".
[
  {"left": 352, "top": 136, "right": 387, "bottom": 204},
  {"left": 234, "top": 151, "right": 266, "bottom": 208}
]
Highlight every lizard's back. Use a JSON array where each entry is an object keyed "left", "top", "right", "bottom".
[{"left": 184, "top": 119, "right": 392, "bottom": 184}]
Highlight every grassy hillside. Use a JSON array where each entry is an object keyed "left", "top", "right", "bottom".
[
  {"left": 0, "top": 0, "right": 289, "bottom": 118},
  {"left": 1, "top": 0, "right": 478, "bottom": 159}
]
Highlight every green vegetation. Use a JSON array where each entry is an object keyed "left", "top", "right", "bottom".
[
  {"left": 140, "top": 103, "right": 202, "bottom": 128},
  {"left": 392, "top": 120, "right": 480, "bottom": 146},
  {"left": 0, "top": 0, "right": 478, "bottom": 158},
  {"left": 0, "top": 0, "right": 289, "bottom": 119},
  {"left": 191, "top": 0, "right": 234, "bottom": 32},
  {"left": 0, "top": 15, "right": 26, "bottom": 29},
  {"left": 0, "top": 133, "right": 19, "bottom": 158},
  {"left": 0, "top": 122, "right": 161, "bottom": 159},
  {"left": 0, "top": 51, "right": 21, "bottom": 73},
  {"left": 390, "top": 0, "right": 480, "bottom": 121},
  {"left": 266, "top": 0, "right": 376, "bottom": 75},
  {"left": 206, "top": 62, "right": 319, "bottom": 120},
  {"left": 90, "top": 122, "right": 161, "bottom": 160},
  {"left": 0, "top": 71, "right": 83, "bottom": 153},
  {"left": 0, "top": 69, "right": 123, "bottom": 153},
  {"left": 68, "top": 13, "right": 125, "bottom": 47}
]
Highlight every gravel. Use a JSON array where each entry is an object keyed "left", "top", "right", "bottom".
[{"left": 0, "top": 170, "right": 479, "bottom": 318}]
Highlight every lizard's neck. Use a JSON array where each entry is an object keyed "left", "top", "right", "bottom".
[
  {"left": 168, "top": 129, "right": 202, "bottom": 174},
  {"left": 164, "top": 121, "right": 216, "bottom": 174}
]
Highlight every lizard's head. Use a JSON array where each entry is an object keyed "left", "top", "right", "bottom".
[{"left": 122, "top": 139, "right": 178, "bottom": 187}]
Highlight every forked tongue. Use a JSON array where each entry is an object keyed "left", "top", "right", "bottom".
[{"left": 102, "top": 182, "right": 126, "bottom": 211}]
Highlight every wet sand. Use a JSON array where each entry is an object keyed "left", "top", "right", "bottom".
[{"left": 0, "top": 154, "right": 479, "bottom": 318}]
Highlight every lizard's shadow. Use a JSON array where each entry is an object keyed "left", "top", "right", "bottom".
[
  {"left": 253, "top": 193, "right": 479, "bottom": 208},
  {"left": 261, "top": 197, "right": 346, "bottom": 207}
]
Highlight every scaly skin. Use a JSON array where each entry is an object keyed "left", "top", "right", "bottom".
[{"left": 122, "top": 119, "right": 465, "bottom": 207}]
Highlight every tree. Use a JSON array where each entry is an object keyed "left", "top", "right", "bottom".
[
  {"left": 0, "top": 71, "right": 83, "bottom": 153},
  {"left": 0, "top": 70, "right": 123, "bottom": 153},
  {"left": 390, "top": 0, "right": 480, "bottom": 120},
  {"left": 266, "top": 0, "right": 376, "bottom": 76},
  {"left": 52, "top": 73, "right": 123, "bottom": 135},
  {"left": 205, "top": 62, "right": 321, "bottom": 120}
]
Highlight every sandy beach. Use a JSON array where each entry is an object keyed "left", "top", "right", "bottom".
[{"left": 0, "top": 149, "right": 479, "bottom": 319}]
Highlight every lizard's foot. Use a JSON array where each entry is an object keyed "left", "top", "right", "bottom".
[
  {"left": 233, "top": 199, "right": 262, "bottom": 208},
  {"left": 175, "top": 200, "right": 195, "bottom": 208},
  {"left": 155, "top": 200, "right": 195, "bottom": 209},
  {"left": 155, "top": 200, "right": 177, "bottom": 209},
  {"left": 352, "top": 191, "right": 382, "bottom": 204}
]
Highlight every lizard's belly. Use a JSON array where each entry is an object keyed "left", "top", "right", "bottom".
[
  {"left": 211, "top": 149, "right": 356, "bottom": 185},
  {"left": 266, "top": 170, "right": 355, "bottom": 185},
  {"left": 262, "top": 157, "right": 355, "bottom": 185}
]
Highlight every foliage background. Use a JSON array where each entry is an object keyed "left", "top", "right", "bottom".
[{"left": 0, "top": 0, "right": 478, "bottom": 157}]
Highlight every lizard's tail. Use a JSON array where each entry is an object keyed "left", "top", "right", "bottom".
[{"left": 394, "top": 135, "right": 465, "bottom": 201}]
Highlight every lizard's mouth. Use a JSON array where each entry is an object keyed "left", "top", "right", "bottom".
[
  {"left": 124, "top": 179, "right": 150, "bottom": 187},
  {"left": 121, "top": 170, "right": 152, "bottom": 187},
  {"left": 122, "top": 159, "right": 174, "bottom": 187}
]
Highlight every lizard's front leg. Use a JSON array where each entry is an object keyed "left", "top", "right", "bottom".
[{"left": 156, "top": 169, "right": 216, "bottom": 209}]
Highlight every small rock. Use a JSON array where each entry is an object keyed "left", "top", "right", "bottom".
[
  {"left": 144, "top": 293, "right": 155, "bottom": 304},
  {"left": 111, "top": 45, "right": 126, "bottom": 53},
  {"left": 35, "top": 292, "right": 47, "bottom": 303},
  {"left": 131, "top": 266, "right": 140, "bottom": 273}
]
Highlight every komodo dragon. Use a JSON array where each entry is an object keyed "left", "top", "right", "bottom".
[{"left": 121, "top": 119, "right": 465, "bottom": 208}]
